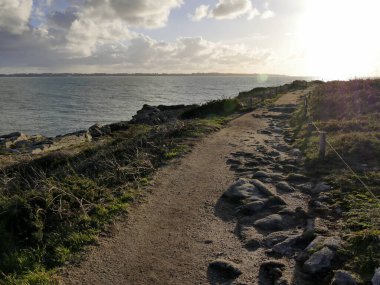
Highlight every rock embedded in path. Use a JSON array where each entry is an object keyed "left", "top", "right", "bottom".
[
  {"left": 223, "top": 179, "right": 260, "bottom": 202},
  {"left": 331, "top": 270, "right": 358, "bottom": 285},
  {"left": 271, "top": 234, "right": 302, "bottom": 257},
  {"left": 241, "top": 200, "right": 266, "bottom": 215},
  {"left": 260, "top": 260, "right": 286, "bottom": 282},
  {"left": 276, "top": 181, "right": 295, "bottom": 192},
  {"left": 303, "top": 246, "right": 336, "bottom": 275},
  {"left": 312, "top": 182, "right": 332, "bottom": 194},
  {"left": 263, "top": 231, "right": 290, "bottom": 247},
  {"left": 251, "top": 179, "right": 273, "bottom": 197},
  {"left": 286, "top": 173, "right": 309, "bottom": 182},
  {"left": 253, "top": 171, "right": 284, "bottom": 182},
  {"left": 253, "top": 171, "right": 273, "bottom": 179},
  {"left": 209, "top": 259, "right": 242, "bottom": 278},
  {"left": 254, "top": 214, "right": 285, "bottom": 231}
]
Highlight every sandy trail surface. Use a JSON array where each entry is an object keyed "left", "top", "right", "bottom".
[{"left": 63, "top": 89, "right": 311, "bottom": 285}]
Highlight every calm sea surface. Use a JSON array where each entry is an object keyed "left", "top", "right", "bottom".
[{"left": 0, "top": 75, "right": 307, "bottom": 137}]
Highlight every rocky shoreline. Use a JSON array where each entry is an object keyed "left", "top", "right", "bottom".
[
  {"left": 0, "top": 104, "right": 192, "bottom": 155},
  {"left": 0, "top": 80, "right": 311, "bottom": 156}
]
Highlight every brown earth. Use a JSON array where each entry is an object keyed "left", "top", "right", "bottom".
[{"left": 62, "top": 89, "right": 313, "bottom": 285}]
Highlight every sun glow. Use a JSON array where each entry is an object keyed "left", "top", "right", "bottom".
[{"left": 300, "top": 0, "right": 380, "bottom": 80}]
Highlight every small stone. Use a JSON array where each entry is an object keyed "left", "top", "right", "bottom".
[
  {"left": 267, "top": 195, "right": 287, "bottom": 207},
  {"left": 260, "top": 260, "right": 286, "bottom": 280},
  {"left": 254, "top": 214, "right": 284, "bottom": 231},
  {"left": 253, "top": 171, "right": 272, "bottom": 179},
  {"left": 272, "top": 234, "right": 301, "bottom": 256},
  {"left": 245, "top": 239, "right": 261, "bottom": 250},
  {"left": 372, "top": 268, "right": 380, "bottom": 285},
  {"left": 260, "top": 130, "right": 272, "bottom": 135},
  {"left": 276, "top": 181, "right": 295, "bottom": 192},
  {"left": 289, "top": 148, "right": 302, "bottom": 156},
  {"left": 331, "top": 270, "right": 358, "bottom": 285},
  {"left": 251, "top": 179, "right": 273, "bottom": 197},
  {"left": 268, "top": 151, "right": 281, "bottom": 157},
  {"left": 300, "top": 182, "right": 314, "bottom": 192},
  {"left": 303, "top": 247, "right": 335, "bottom": 275},
  {"left": 209, "top": 259, "right": 242, "bottom": 278},
  {"left": 241, "top": 200, "right": 266, "bottom": 214},
  {"left": 286, "top": 173, "right": 309, "bottom": 182},
  {"left": 312, "top": 182, "right": 331, "bottom": 194},
  {"left": 263, "top": 231, "right": 290, "bottom": 247}
]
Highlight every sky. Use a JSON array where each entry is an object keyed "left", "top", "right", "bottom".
[{"left": 0, "top": 0, "right": 379, "bottom": 79}]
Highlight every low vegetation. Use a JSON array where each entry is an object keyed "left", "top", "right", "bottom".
[
  {"left": 291, "top": 79, "right": 380, "bottom": 282},
  {"left": 0, "top": 117, "right": 231, "bottom": 284},
  {"left": 180, "top": 98, "right": 241, "bottom": 119}
]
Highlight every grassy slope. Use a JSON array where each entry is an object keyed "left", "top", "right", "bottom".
[
  {"left": 0, "top": 116, "right": 233, "bottom": 284},
  {"left": 290, "top": 79, "right": 380, "bottom": 282}
]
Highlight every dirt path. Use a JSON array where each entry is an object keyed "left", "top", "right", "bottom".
[{"left": 63, "top": 89, "right": 313, "bottom": 285}]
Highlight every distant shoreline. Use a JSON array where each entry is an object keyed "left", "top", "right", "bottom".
[{"left": 0, "top": 72, "right": 297, "bottom": 78}]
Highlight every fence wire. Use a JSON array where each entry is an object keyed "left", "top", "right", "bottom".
[{"left": 304, "top": 94, "right": 380, "bottom": 203}]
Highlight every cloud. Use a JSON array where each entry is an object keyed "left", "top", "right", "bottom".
[
  {"left": 261, "top": 10, "right": 274, "bottom": 19},
  {"left": 189, "top": 5, "right": 209, "bottom": 21},
  {"left": 261, "top": 2, "right": 275, "bottom": 19},
  {"left": 81, "top": 0, "right": 183, "bottom": 29},
  {"left": 191, "top": 0, "right": 264, "bottom": 21},
  {"left": 0, "top": 1, "right": 272, "bottom": 73},
  {"left": 211, "top": 0, "right": 257, "bottom": 20},
  {"left": 63, "top": 0, "right": 183, "bottom": 56},
  {"left": 114, "top": 35, "right": 272, "bottom": 72},
  {"left": 0, "top": 0, "right": 33, "bottom": 34},
  {"left": 65, "top": 18, "right": 132, "bottom": 57}
]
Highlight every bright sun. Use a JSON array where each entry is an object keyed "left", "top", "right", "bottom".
[{"left": 300, "top": 0, "right": 380, "bottom": 80}]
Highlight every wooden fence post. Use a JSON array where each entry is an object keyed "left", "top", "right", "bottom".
[
  {"left": 304, "top": 96, "right": 308, "bottom": 117},
  {"left": 319, "top": 132, "right": 326, "bottom": 158}
]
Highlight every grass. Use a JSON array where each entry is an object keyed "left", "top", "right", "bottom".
[
  {"left": 290, "top": 79, "right": 380, "bottom": 281},
  {"left": 0, "top": 116, "right": 230, "bottom": 284},
  {"left": 180, "top": 98, "right": 241, "bottom": 119}
]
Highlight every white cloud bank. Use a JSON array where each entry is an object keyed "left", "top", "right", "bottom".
[
  {"left": 0, "top": 0, "right": 33, "bottom": 34},
  {"left": 190, "top": 0, "right": 274, "bottom": 21},
  {"left": 0, "top": 0, "right": 273, "bottom": 73}
]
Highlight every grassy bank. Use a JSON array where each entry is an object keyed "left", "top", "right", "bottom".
[
  {"left": 290, "top": 79, "right": 380, "bottom": 282},
  {"left": 0, "top": 115, "right": 234, "bottom": 284}
]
